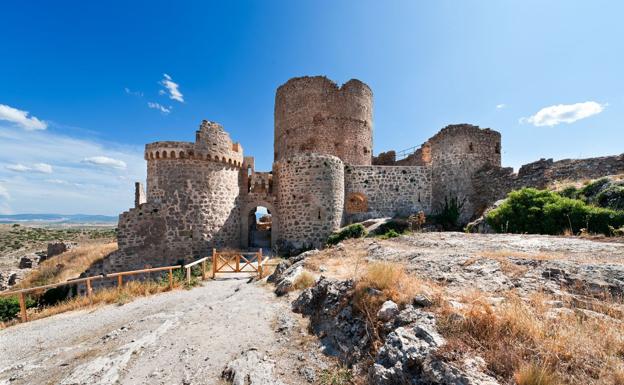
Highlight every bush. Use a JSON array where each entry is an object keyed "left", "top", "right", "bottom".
[
  {"left": 596, "top": 184, "right": 624, "bottom": 210},
  {"left": 0, "top": 296, "right": 36, "bottom": 321},
  {"left": 432, "top": 196, "right": 465, "bottom": 230},
  {"left": 378, "top": 229, "right": 400, "bottom": 239},
  {"left": 375, "top": 219, "right": 409, "bottom": 235},
  {"left": 581, "top": 177, "right": 610, "bottom": 199},
  {"left": 486, "top": 188, "right": 624, "bottom": 235},
  {"left": 326, "top": 224, "right": 367, "bottom": 246}
]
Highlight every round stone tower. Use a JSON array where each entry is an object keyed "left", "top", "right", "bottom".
[
  {"left": 274, "top": 153, "right": 345, "bottom": 251},
  {"left": 144, "top": 120, "right": 243, "bottom": 257},
  {"left": 428, "top": 124, "right": 501, "bottom": 223},
  {"left": 274, "top": 76, "right": 373, "bottom": 166}
]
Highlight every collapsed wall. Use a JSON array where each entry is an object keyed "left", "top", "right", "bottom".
[
  {"left": 274, "top": 153, "right": 344, "bottom": 251},
  {"left": 274, "top": 76, "right": 373, "bottom": 165},
  {"left": 344, "top": 165, "right": 432, "bottom": 223},
  {"left": 473, "top": 154, "right": 624, "bottom": 211}
]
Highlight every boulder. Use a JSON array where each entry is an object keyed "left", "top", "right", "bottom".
[
  {"left": 377, "top": 300, "right": 399, "bottom": 322},
  {"left": 274, "top": 260, "right": 304, "bottom": 296},
  {"left": 19, "top": 255, "right": 35, "bottom": 269},
  {"left": 47, "top": 242, "right": 76, "bottom": 258}
]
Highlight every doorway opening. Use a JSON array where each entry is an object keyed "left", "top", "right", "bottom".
[{"left": 248, "top": 206, "right": 272, "bottom": 249}]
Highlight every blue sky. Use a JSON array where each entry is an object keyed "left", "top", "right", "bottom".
[{"left": 0, "top": 1, "right": 623, "bottom": 215}]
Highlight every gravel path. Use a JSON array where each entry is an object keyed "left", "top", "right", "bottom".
[{"left": 0, "top": 277, "right": 316, "bottom": 385}]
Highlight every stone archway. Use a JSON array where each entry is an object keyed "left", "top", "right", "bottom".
[{"left": 240, "top": 200, "right": 279, "bottom": 251}]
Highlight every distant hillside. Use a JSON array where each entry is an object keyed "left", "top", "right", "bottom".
[{"left": 0, "top": 214, "right": 117, "bottom": 224}]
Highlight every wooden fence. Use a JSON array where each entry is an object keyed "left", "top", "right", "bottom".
[
  {"left": 0, "top": 248, "right": 271, "bottom": 324},
  {"left": 211, "top": 248, "right": 265, "bottom": 278}
]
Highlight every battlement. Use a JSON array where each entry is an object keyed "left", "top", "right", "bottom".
[{"left": 145, "top": 120, "right": 244, "bottom": 167}]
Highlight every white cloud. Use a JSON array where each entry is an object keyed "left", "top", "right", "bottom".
[
  {"left": 496, "top": 104, "right": 506, "bottom": 110},
  {"left": 521, "top": 101, "right": 606, "bottom": 127},
  {"left": 147, "top": 102, "right": 171, "bottom": 114},
  {"left": 159, "top": 74, "right": 184, "bottom": 103},
  {"left": 6, "top": 164, "right": 31, "bottom": 172},
  {"left": 6, "top": 162, "right": 53, "bottom": 174},
  {"left": 0, "top": 104, "right": 47, "bottom": 131},
  {"left": 124, "top": 87, "right": 143, "bottom": 97},
  {"left": 33, "top": 163, "right": 53, "bottom": 173},
  {"left": 82, "top": 156, "right": 128, "bottom": 170},
  {"left": 0, "top": 126, "right": 144, "bottom": 214}
]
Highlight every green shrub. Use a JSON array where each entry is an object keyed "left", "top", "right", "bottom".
[
  {"left": 486, "top": 188, "right": 624, "bottom": 235},
  {"left": 378, "top": 229, "right": 401, "bottom": 239},
  {"left": 432, "top": 196, "right": 465, "bottom": 230},
  {"left": 595, "top": 184, "right": 624, "bottom": 210},
  {"left": 0, "top": 296, "right": 36, "bottom": 322},
  {"left": 559, "top": 186, "right": 580, "bottom": 200},
  {"left": 581, "top": 177, "right": 610, "bottom": 199},
  {"left": 326, "top": 224, "right": 367, "bottom": 246},
  {"left": 375, "top": 220, "right": 409, "bottom": 235}
]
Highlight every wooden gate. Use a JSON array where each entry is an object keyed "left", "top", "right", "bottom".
[{"left": 211, "top": 249, "right": 264, "bottom": 278}]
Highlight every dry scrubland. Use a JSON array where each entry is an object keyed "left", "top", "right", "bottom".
[{"left": 297, "top": 233, "right": 624, "bottom": 385}]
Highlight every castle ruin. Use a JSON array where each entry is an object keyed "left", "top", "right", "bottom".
[{"left": 101, "top": 76, "right": 624, "bottom": 271}]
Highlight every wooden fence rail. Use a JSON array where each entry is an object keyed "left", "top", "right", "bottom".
[{"left": 1, "top": 249, "right": 271, "bottom": 324}]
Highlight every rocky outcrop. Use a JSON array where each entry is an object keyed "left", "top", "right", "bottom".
[
  {"left": 370, "top": 308, "right": 499, "bottom": 385},
  {"left": 292, "top": 277, "right": 370, "bottom": 365},
  {"left": 221, "top": 348, "right": 286, "bottom": 385},
  {"left": 292, "top": 276, "right": 500, "bottom": 385}
]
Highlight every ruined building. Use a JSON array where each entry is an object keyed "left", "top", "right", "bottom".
[{"left": 102, "top": 76, "right": 624, "bottom": 271}]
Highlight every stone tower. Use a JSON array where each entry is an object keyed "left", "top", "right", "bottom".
[
  {"left": 274, "top": 153, "right": 345, "bottom": 250},
  {"left": 140, "top": 120, "right": 243, "bottom": 258},
  {"left": 428, "top": 124, "right": 501, "bottom": 223},
  {"left": 274, "top": 76, "right": 373, "bottom": 165}
]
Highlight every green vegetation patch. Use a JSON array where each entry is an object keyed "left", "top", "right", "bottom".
[
  {"left": 0, "top": 296, "right": 36, "bottom": 322},
  {"left": 486, "top": 188, "right": 624, "bottom": 236},
  {"left": 326, "top": 224, "right": 367, "bottom": 246}
]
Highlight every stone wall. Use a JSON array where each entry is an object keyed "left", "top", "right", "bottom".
[
  {"left": 344, "top": 165, "right": 432, "bottom": 223},
  {"left": 274, "top": 153, "right": 345, "bottom": 250},
  {"left": 473, "top": 154, "right": 624, "bottom": 212},
  {"left": 274, "top": 76, "right": 373, "bottom": 166}
]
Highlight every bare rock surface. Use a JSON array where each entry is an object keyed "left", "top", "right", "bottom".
[
  {"left": 367, "top": 232, "right": 624, "bottom": 296},
  {"left": 0, "top": 277, "right": 329, "bottom": 385}
]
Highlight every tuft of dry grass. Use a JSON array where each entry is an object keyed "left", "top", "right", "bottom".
[
  {"left": 514, "top": 363, "right": 560, "bottom": 385},
  {"left": 293, "top": 270, "right": 316, "bottom": 290},
  {"left": 19, "top": 242, "right": 117, "bottom": 288}
]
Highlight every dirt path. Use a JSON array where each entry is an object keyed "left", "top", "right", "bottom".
[{"left": 0, "top": 277, "right": 322, "bottom": 385}]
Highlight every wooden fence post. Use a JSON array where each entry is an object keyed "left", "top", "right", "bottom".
[
  {"left": 117, "top": 275, "right": 123, "bottom": 288},
  {"left": 86, "top": 278, "right": 92, "bottom": 298},
  {"left": 201, "top": 259, "right": 207, "bottom": 280},
  {"left": 212, "top": 248, "right": 217, "bottom": 279},
  {"left": 168, "top": 268, "right": 173, "bottom": 290},
  {"left": 235, "top": 254, "right": 240, "bottom": 273},
  {"left": 19, "top": 292, "right": 28, "bottom": 323},
  {"left": 186, "top": 266, "right": 191, "bottom": 286},
  {"left": 258, "top": 248, "right": 263, "bottom": 278}
]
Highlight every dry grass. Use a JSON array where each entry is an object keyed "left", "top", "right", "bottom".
[
  {"left": 19, "top": 242, "right": 117, "bottom": 288},
  {"left": 514, "top": 363, "right": 560, "bottom": 385},
  {"left": 437, "top": 292, "right": 624, "bottom": 385},
  {"left": 304, "top": 240, "right": 369, "bottom": 280},
  {"left": 293, "top": 270, "right": 316, "bottom": 290},
  {"left": 29, "top": 279, "right": 180, "bottom": 322}
]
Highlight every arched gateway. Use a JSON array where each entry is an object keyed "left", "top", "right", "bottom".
[{"left": 240, "top": 200, "right": 279, "bottom": 250}]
